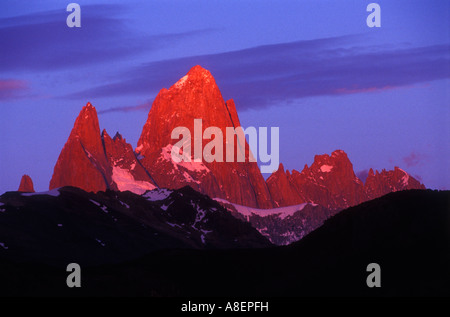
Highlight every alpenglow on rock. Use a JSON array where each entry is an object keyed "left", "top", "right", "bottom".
[
  {"left": 136, "top": 65, "right": 273, "bottom": 208},
  {"left": 49, "top": 103, "right": 156, "bottom": 194},
  {"left": 48, "top": 67, "right": 425, "bottom": 210},
  {"left": 266, "top": 150, "right": 425, "bottom": 210},
  {"left": 18, "top": 174, "right": 35, "bottom": 192}
]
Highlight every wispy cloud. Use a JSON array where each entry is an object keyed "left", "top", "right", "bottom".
[
  {"left": 0, "top": 79, "right": 29, "bottom": 100},
  {"left": 402, "top": 151, "right": 426, "bottom": 168},
  {"left": 66, "top": 35, "right": 450, "bottom": 110},
  {"left": 0, "top": 5, "right": 214, "bottom": 72},
  {"left": 356, "top": 169, "right": 370, "bottom": 183},
  {"left": 97, "top": 100, "right": 152, "bottom": 114}
]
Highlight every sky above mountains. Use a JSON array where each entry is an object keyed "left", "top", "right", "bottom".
[{"left": 0, "top": 0, "right": 449, "bottom": 193}]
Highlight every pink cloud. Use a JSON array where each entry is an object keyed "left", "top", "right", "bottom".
[
  {"left": 333, "top": 84, "right": 416, "bottom": 95},
  {"left": 0, "top": 79, "right": 29, "bottom": 100},
  {"left": 402, "top": 151, "right": 425, "bottom": 168}
]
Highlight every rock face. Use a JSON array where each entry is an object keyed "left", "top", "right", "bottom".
[
  {"left": 137, "top": 65, "right": 273, "bottom": 208},
  {"left": 49, "top": 103, "right": 111, "bottom": 192},
  {"left": 102, "top": 130, "right": 156, "bottom": 194},
  {"left": 290, "top": 150, "right": 367, "bottom": 210},
  {"left": 266, "top": 150, "right": 425, "bottom": 210},
  {"left": 364, "top": 166, "right": 426, "bottom": 200},
  {"left": 266, "top": 163, "right": 303, "bottom": 207},
  {"left": 48, "top": 67, "right": 425, "bottom": 210},
  {"left": 134, "top": 66, "right": 424, "bottom": 210},
  {"left": 18, "top": 174, "right": 34, "bottom": 192},
  {"left": 49, "top": 103, "right": 156, "bottom": 194}
]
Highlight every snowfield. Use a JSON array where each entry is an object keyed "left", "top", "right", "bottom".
[
  {"left": 143, "top": 188, "right": 173, "bottom": 201},
  {"left": 112, "top": 166, "right": 156, "bottom": 194},
  {"left": 214, "top": 198, "right": 312, "bottom": 220}
]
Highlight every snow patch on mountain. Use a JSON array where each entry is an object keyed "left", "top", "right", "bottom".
[
  {"left": 161, "top": 144, "right": 210, "bottom": 174},
  {"left": 112, "top": 166, "right": 156, "bottom": 195},
  {"left": 85, "top": 149, "right": 94, "bottom": 159},
  {"left": 398, "top": 168, "right": 410, "bottom": 186},
  {"left": 174, "top": 75, "right": 188, "bottom": 89},
  {"left": 89, "top": 199, "right": 109, "bottom": 213},
  {"left": 401, "top": 174, "right": 409, "bottom": 186},
  {"left": 214, "top": 198, "right": 309, "bottom": 220},
  {"left": 166, "top": 221, "right": 182, "bottom": 228},
  {"left": 143, "top": 188, "right": 172, "bottom": 201},
  {"left": 191, "top": 201, "right": 207, "bottom": 229},
  {"left": 200, "top": 229, "right": 212, "bottom": 244},
  {"left": 320, "top": 165, "right": 333, "bottom": 173},
  {"left": 135, "top": 144, "right": 143, "bottom": 153},
  {"left": 95, "top": 238, "right": 105, "bottom": 247},
  {"left": 119, "top": 200, "right": 130, "bottom": 208},
  {"left": 161, "top": 203, "right": 171, "bottom": 211},
  {"left": 89, "top": 199, "right": 101, "bottom": 207}
]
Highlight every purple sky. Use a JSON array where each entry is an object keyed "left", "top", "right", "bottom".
[{"left": 0, "top": 0, "right": 449, "bottom": 193}]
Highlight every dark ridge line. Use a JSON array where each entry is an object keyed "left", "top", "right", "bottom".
[
  {"left": 79, "top": 141, "right": 110, "bottom": 190},
  {"left": 134, "top": 151, "right": 160, "bottom": 189},
  {"left": 224, "top": 100, "right": 264, "bottom": 208}
]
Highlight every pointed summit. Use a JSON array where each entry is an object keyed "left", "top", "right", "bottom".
[
  {"left": 276, "top": 150, "right": 367, "bottom": 210},
  {"left": 364, "top": 166, "right": 425, "bottom": 200},
  {"left": 102, "top": 129, "right": 156, "bottom": 194},
  {"left": 50, "top": 102, "right": 158, "bottom": 194},
  {"left": 137, "top": 66, "right": 227, "bottom": 158},
  {"left": 171, "top": 65, "right": 216, "bottom": 91},
  {"left": 188, "top": 64, "right": 211, "bottom": 75},
  {"left": 331, "top": 149, "right": 346, "bottom": 157},
  {"left": 77, "top": 102, "right": 96, "bottom": 120},
  {"left": 137, "top": 66, "right": 273, "bottom": 208},
  {"left": 113, "top": 132, "right": 123, "bottom": 141},
  {"left": 267, "top": 163, "right": 302, "bottom": 207},
  {"left": 186, "top": 65, "right": 214, "bottom": 81},
  {"left": 18, "top": 174, "right": 35, "bottom": 192},
  {"left": 85, "top": 101, "right": 94, "bottom": 110},
  {"left": 70, "top": 103, "right": 102, "bottom": 153},
  {"left": 50, "top": 103, "right": 111, "bottom": 192}
]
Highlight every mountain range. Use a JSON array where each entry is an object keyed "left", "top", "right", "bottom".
[
  {"left": 46, "top": 66, "right": 424, "bottom": 206},
  {"left": 3, "top": 65, "right": 446, "bottom": 297},
  {"left": 24, "top": 65, "right": 424, "bottom": 244}
]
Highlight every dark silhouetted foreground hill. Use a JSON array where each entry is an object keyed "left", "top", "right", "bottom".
[{"left": 0, "top": 189, "right": 448, "bottom": 296}]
